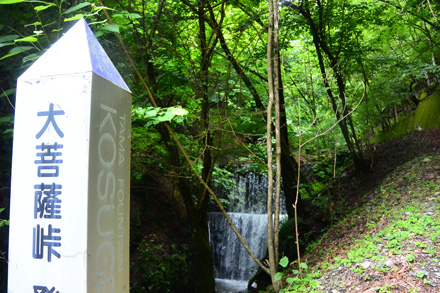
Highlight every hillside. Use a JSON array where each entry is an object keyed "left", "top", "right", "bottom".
[{"left": 281, "top": 129, "right": 440, "bottom": 293}]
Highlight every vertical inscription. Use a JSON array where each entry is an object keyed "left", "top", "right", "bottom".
[
  {"left": 96, "top": 104, "right": 116, "bottom": 292},
  {"left": 96, "top": 104, "right": 126, "bottom": 292},
  {"left": 117, "top": 114, "right": 126, "bottom": 272}
]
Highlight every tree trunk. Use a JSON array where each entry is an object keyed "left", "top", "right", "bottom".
[
  {"left": 267, "top": 0, "right": 282, "bottom": 290},
  {"left": 205, "top": 3, "right": 307, "bottom": 218},
  {"left": 287, "top": 2, "right": 366, "bottom": 171},
  {"left": 278, "top": 51, "right": 306, "bottom": 217},
  {"left": 189, "top": 212, "right": 216, "bottom": 292}
]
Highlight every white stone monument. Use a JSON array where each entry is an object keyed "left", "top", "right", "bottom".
[{"left": 8, "top": 18, "right": 131, "bottom": 292}]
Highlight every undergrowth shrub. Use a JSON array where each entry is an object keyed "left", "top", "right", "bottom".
[{"left": 131, "top": 236, "right": 190, "bottom": 292}]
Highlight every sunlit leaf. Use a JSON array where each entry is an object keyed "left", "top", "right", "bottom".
[
  {"left": 279, "top": 256, "right": 289, "bottom": 268},
  {"left": 34, "top": 4, "right": 54, "bottom": 11},
  {"left": 171, "top": 106, "right": 188, "bottom": 116},
  {"left": 25, "top": 21, "right": 42, "bottom": 27},
  {"left": 145, "top": 108, "right": 159, "bottom": 117},
  {"left": 15, "top": 36, "right": 38, "bottom": 42},
  {"left": 64, "top": 14, "right": 84, "bottom": 22},
  {"left": 0, "top": 0, "right": 26, "bottom": 4}
]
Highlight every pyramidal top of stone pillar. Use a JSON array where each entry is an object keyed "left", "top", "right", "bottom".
[{"left": 19, "top": 18, "right": 130, "bottom": 93}]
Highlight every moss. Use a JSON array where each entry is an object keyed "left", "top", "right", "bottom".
[
  {"left": 371, "top": 92, "right": 440, "bottom": 143},
  {"left": 414, "top": 92, "right": 440, "bottom": 130}
]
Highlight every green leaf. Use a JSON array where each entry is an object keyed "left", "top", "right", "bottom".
[
  {"left": 22, "top": 53, "right": 39, "bottom": 63},
  {"left": 63, "top": 2, "right": 91, "bottom": 15},
  {"left": 171, "top": 106, "right": 188, "bottom": 116},
  {"left": 30, "top": 0, "right": 58, "bottom": 4},
  {"left": 0, "top": 35, "right": 19, "bottom": 42},
  {"left": 292, "top": 269, "right": 299, "bottom": 274},
  {"left": 0, "top": 46, "right": 33, "bottom": 60},
  {"left": 114, "top": 12, "right": 142, "bottom": 19},
  {"left": 0, "top": 219, "right": 9, "bottom": 227},
  {"left": 0, "top": 0, "right": 26, "bottom": 4},
  {"left": 64, "top": 14, "right": 84, "bottom": 22},
  {"left": 0, "top": 88, "right": 15, "bottom": 98},
  {"left": 34, "top": 4, "right": 53, "bottom": 11},
  {"left": 0, "top": 42, "right": 13, "bottom": 48},
  {"left": 286, "top": 277, "right": 296, "bottom": 284},
  {"left": 0, "top": 115, "right": 13, "bottom": 124},
  {"left": 157, "top": 110, "right": 175, "bottom": 122},
  {"left": 299, "top": 262, "right": 308, "bottom": 270},
  {"left": 144, "top": 108, "right": 159, "bottom": 118},
  {"left": 279, "top": 256, "right": 289, "bottom": 268},
  {"left": 15, "top": 36, "right": 38, "bottom": 42},
  {"left": 99, "top": 24, "right": 119, "bottom": 33},
  {"left": 126, "top": 13, "right": 142, "bottom": 19},
  {"left": 274, "top": 272, "right": 284, "bottom": 282},
  {"left": 25, "top": 21, "right": 42, "bottom": 27}
]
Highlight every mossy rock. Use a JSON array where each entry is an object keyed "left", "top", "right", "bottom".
[{"left": 371, "top": 92, "right": 440, "bottom": 143}]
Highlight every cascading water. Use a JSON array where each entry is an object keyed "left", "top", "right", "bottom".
[
  {"left": 208, "top": 167, "right": 286, "bottom": 292},
  {"left": 209, "top": 213, "right": 268, "bottom": 281}
]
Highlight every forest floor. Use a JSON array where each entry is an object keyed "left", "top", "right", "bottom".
[{"left": 284, "top": 129, "right": 440, "bottom": 293}]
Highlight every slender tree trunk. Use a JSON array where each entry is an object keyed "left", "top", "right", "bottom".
[
  {"left": 278, "top": 51, "right": 305, "bottom": 217},
  {"left": 205, "top": 3, "right": 307, "bottom": 218},
  {"left": 286, "top": 3, "right": 366, "bottom": 171},
  {"left": 190, "top": 1, "right": 217, "bottom": 291},
  {"left": 267, "top": 0, "right": 282, "bottom": 290}
]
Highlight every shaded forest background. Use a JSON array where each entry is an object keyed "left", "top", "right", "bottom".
[{"left": 0, "top": 0, "right": 439, "bottom": 292}]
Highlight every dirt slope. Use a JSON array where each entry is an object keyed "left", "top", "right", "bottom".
[{"left": 283, "top": 129, "right": 440, "bottom": 293}]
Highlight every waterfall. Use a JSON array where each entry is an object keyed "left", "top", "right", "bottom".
[
  {"left": 208, "top": 167, "right": 286, "bottom": 291},
  {"left": 209, "top": 212, "right": 268, "bottom": 281}
]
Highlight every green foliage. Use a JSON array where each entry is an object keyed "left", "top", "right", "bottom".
[
  {"left": 131, "top": 236, "right": 190, "bottom": 293},
  {"left": 374, "top": 284, "right": 394, "bottom": 293},
  {"left": 372, "top": 92, "right": 440, "bottom": 143},
  {"left": 132, "top": 105, "right": 189, "bottom": 127},
  {"left": 130, "top": 125, "right": 166, "bottom": 179},
  {"left": 1, "top": 0, "right": 440, "bottom": 290},
  {"left": 0, "top": 208, "right": 8, "bottom": 227},
  {"left": 277, "top": 256, "right": 321, "bottom": 293},
  {"left": 293, "top": 155, "right": 440, "bottom": 292},
  {"left": 211, "top": 166, "right": 243, "bottom": 208}
]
